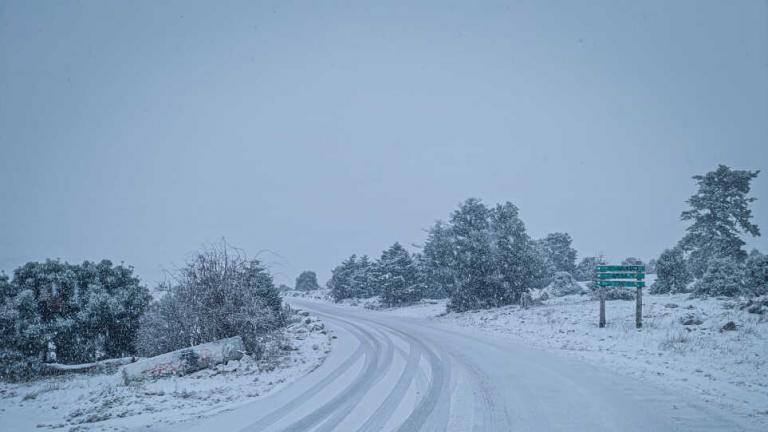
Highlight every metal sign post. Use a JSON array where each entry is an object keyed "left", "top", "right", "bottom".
[{"left": 594, "top": 265, "right": 645, "bottom": 328}]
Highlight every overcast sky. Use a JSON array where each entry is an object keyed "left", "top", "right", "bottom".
[{"left": 1, "top": 0, "right": 767, "bottom": 288}]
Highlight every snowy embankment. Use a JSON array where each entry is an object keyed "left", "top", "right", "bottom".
[
  {"left": 0, "top": 311, "right": 331, "bottom": 431},
  {"left": 437, "top": 293, "right": 768, "bottom": 422},
  {"left": 297, "top": 287, "right": 768, "bottom": 423}
]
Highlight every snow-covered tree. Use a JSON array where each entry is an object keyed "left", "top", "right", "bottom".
[
  {"left": 443, "top": 199, "right": 543, "bottom": 312},
  {"left": 743, "top": 254, "right": 768, "bottom": 296},
  {"left": 679, "top": 165, "right": 761, "bottom": 277},
  {"left": 375, "top": 243, "right": 422, "bottom": 307},
  {"left": 692, "top": 258, "right": 744, "bottom": 297},
  {"left": 650, "top": 247, "right": 692, "bottom": 294},
  {"left": 136, "top": 242, "right": 285, "bottom": 357},
  {"left": 352, "top": 255, "right": 377, "bottom": 298},
  {"left": 328, "top": 255, "right": 358, "bottom": 302},
  {"left": 573, "top": 255, "right": 606, "bottom": 281},
  {"left": 446, "top": 199, "right": 497, "bottom": 312},
  {"left": 420, "top": 221, "right": 456, "bottom": 299},
  {"left": 294, "top": 271, "right": 320, "bottom": 291},
  {"left": 490, "top": 202, "right": 545, "bottom": 305},
  {"left": 537, "top": 232, "right": 577, "bottom": 275}
]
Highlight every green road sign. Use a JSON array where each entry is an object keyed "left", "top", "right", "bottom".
[
  {"left": 594, "top": 280, "right": 645, "bottom": 288},
  {"left": 595, "top": 273, "right": 644, "bottom": 280},
  {"left": 596, "top": 265, "right": 645, "bottom": 272}
]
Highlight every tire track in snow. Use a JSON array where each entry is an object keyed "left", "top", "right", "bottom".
[
  {"left": 238, "top": 316, "right": 372, "bottom": 432},
  {"left": 279, "top": 314, "right": 395, "bottom": 432},
  {"left": 311, "top": 321, "right": 397, "bottom": 432},
  {"left": 389, "top": 325, "right": 451, "bottom": 432},
  {"left": 356, "top": 328, "right": 423, "bottom": 432}
]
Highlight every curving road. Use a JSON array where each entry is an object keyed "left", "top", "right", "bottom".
[{"left": 168, "top": 299, "right": 756, "bottom": 432}]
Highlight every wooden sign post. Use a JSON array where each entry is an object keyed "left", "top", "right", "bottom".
[{"left": 594, "top": 265, "right": 645, "bottom": 328}]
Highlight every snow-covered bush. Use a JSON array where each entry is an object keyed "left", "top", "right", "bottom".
[
  {"left": 743, "top": 254, "right": 768, "bottom": 296},
  {"left": 590, "top": 285, "right": 636, "bottom": 301},
  {"left": 0, "top": 260, "right": 151, "bottom": 374},
  {"left": 692, "top": 258, "right": 744, "bottom": 297},
  {"left": 548, "top": 272, "right": 583, "bottom": 297},
  {"left": 651, "top": 247, "right": 692, "bottom": 294},
  {"left": 136, "top": 242, "right": 285, "bottom": 358},
  {"left": 0, "top": 349, "right": 41, "bottom": 382},
  {"left": 574, "top": 256, "right": 606, "bottom": 282}
]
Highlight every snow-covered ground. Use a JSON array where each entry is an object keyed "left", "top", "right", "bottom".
[
  {"left": 298, "top": 286, "right": 768, "bottom": 425},
  {"left": 436, "top": 294, "right": 768, "bottom": 421},
  {"left": 0, "top": 312, "right": 331, "bottom": 431}
]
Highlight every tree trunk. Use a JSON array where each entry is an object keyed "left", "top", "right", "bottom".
[{"left": 121, "top": 336, "right": 245, "bottom": 384}]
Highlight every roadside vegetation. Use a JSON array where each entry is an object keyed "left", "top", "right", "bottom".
[
  {"left": 0, "top": 241, "right": 292, "bottom": 382},
  {"left": 327, "top": 164, "right": 766, "bottom": 311}
]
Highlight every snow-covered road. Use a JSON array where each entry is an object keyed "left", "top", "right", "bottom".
[{"left": 159, "top": 299, "right": 757, "bottom": 432}]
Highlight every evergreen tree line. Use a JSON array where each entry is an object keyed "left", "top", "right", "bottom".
[
  {"left": 0, "top": 242, "right": 286, "bottom": 381},
  {"left": 327, "top": 244, "right": 424, "bottom": 307},
  {"left": 328, "top": 165, "right": 766, "bottom": 311},
  {"left": 651, "top": 165, "right": 767, "bottom": 297},
  {"left": 329, "top": 199, "right": 600, "bottom": 311}
]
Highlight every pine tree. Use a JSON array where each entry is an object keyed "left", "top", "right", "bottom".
[
  {"left": 679, "top": 165, "right": 760, "bottom": 277},
  {"left": 376, "top": 243, "right": 421, "bottom": 307},
  {"left": 352, "top": 255, "right": 376, "bottom": 298},
  {"left": 537, "top": 232, "right": 577, "bottom": 275},
  {"left": 328, "top": 255, "right": 358, "bottom": 302},
  {"left": 650, "top": 247, "right": 692, "bottom": 294},
  {"left": 420, "top": 221, "right": 456, "bottom": 298},
  {"left": 446, "top": 199, "right": 496, "bottom": 312},
  {"left": 490, "top": 202, "right": 544, "bottom": 305}
]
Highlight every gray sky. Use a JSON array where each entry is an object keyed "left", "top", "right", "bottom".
[{"left": 1, "top": 0, "right": 767, "bottom": 288}]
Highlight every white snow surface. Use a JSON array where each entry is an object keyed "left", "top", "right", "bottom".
[
  {"left": 142, "top": 294, "right": 764, "bottom": 431},
  {"left": 0, "top": 313, "right": 330, "bottom": 431},
  {"left": 3, "top": 289, "right": 766, "bottom": 431},
  {"left": 305, "top": 287, "right": 768, "bottom": 428}
]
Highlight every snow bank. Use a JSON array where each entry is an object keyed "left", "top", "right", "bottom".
[
  {"left": 0, "top": 313, "right": 332, "bottom": 431},
  {"left": 434, "top": 293, "right": 768, "bottom": 421}
]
